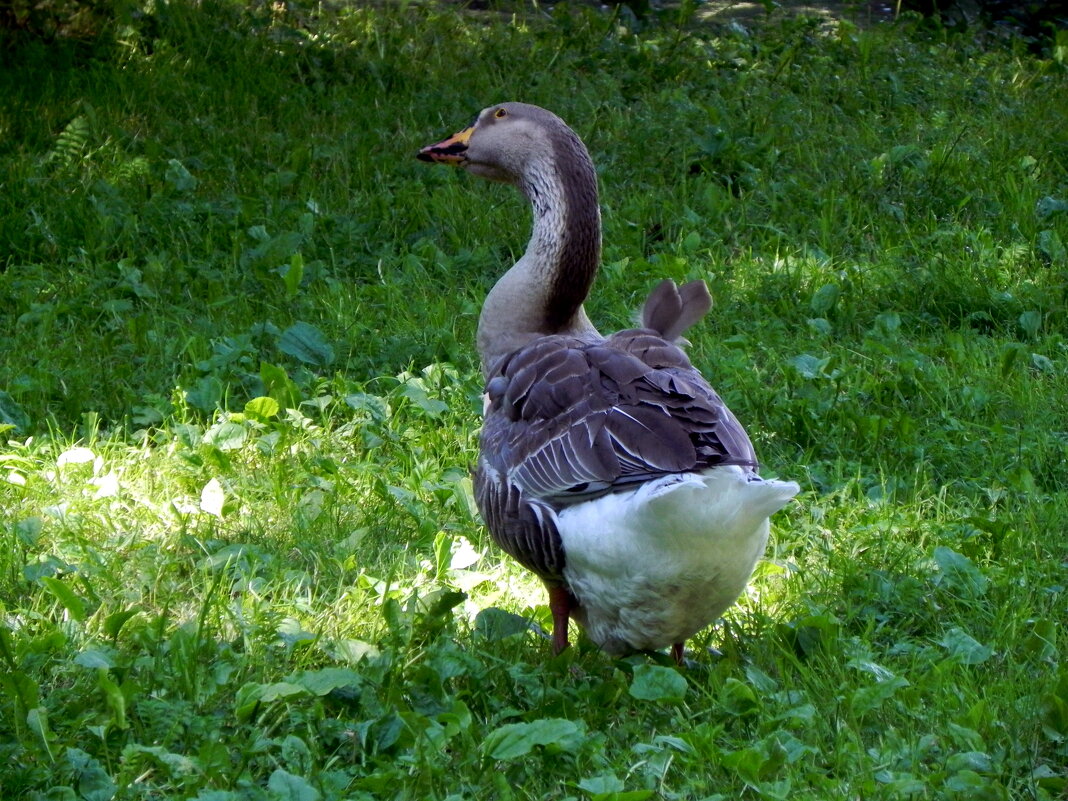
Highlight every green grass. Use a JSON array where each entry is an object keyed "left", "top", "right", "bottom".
[{"left": 1, "top": 2, "right": 1067, "bottom": 798}]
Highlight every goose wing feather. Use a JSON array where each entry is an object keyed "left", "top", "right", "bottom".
[{"left": 474, "top": 329, "right": 758, "bottom": 581}]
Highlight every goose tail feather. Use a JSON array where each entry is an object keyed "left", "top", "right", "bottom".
[
  {"left": 641, "top": 279, "right": 713, "bottom": 342},
  {"left": 636, "top": 466, "right": 799, "bottom": 533}
]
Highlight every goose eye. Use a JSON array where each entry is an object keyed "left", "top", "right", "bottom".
[{"left": 494, "top": 108, "right": 507, "bottom": 119}]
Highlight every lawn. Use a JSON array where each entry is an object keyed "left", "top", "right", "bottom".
[{"left": 1, "top": 1, "right": 1066, "bottom": 798}]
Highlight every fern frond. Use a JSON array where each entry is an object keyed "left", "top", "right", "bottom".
[{"left": 45, "top": 114, "right": 90, "bottom": 168}]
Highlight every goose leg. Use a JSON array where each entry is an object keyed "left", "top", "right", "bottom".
[
  {"left": 671, "top": 642, "right": 685, "bottom": 665},
  {"left": 547, "top": 585, "right": 572, "bottom": 654}
]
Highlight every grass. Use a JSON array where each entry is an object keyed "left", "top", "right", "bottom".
[{"left": 1, "top": 1, "right": 1067, "bottom": 798}]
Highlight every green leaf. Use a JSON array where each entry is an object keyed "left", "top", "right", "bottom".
[
  {"left": 283, "top": 252, "right": 305, "bottom": 297},
  {"left": 278, "top": 322, "right": 334, "bottom": 367},
  {"left": 1055, "top": 29, "right": 1068, "bottom": 64},
  {"left": 1036, "top": 195, "right": 1068, "bottom": 219},
  {"left": 944, "top": 769, "right": 991, "bottom": 794},
  {"left": 65, "top": 747, "right": 115, "bottom": 801},
  {"left": 778, "top": 612, "right": 841, "bottom": 656},
  {"left": 241, "top": 230, "right": 304, "bottom": 274},
  {"left": 1032, "top": 353, "right": 1054, "bottom": 372},
  {"left": 719, "top": 677, "right": 760, "bottom": 716},
  {"left": 422, "top": 588, "right": 466, "bottom": 621},
  {"left": 482, "top": 718, "right": 583, "bottom": 760},
  {"left": 369, "top": 710, "right": 404, "bottom": 752},
  {"left": 41, "top": 787, "right": 77, "bottom": 800},
  {"left": 15, "top": 516, "right": 43, "bottom": 546},
  {"left": 328, "top": 638, "right": 380, "bottom": 665},
  {"left": 74, "top": 648, "right": 114, "bottom": 669},
  {"left": 933, "top": 547, "right": 988, "bottom": 598},
  {"left": 438, "top": 699, "right": 474, "bottom": 740},
  {"left": 578, "top": 774, "right": 625, "bottom": 794},
  {"left": 400, "top": 379, "right": 448, "bottom": 418},
  {"left": 1039, "top": 670, "right": 1068, "bottom": 740},
  {"left": 268, "top": 768, "right": 320, "bottom": 801},
  {"left": 474, "top": 607, "right": 532, "bottom": 641},
  {"left": 807, "top": 317, "right": 832, "bottom": 336},
  {"left": 629, "top": 664, "right": 688, "bottom": 704},
  {"left": 235, "top": 681, "right": 309, "bottom": 721},
  {"left": 123, "top": 744, "right": 199, "bottom": 777},
  {"left": 1037, "top": 229, "right": 1066, "bottom": 265},
  {"left": 203, "top": 421, "right": 247, "bottom": 451},
  {"left": 280, "top": 735, "right": 313, "bottom": 775},
  {"left": 578, "top": 772, "right": 656, "bottom": 801},
  {"left": 887, "top": 143, "right": 924, "bottom": 166},
  {"left": 245, "top": 396, "right": 280, "bottom": 421},
  {"left": 164, "top": 159, "right": 197, "bottom": 192},
  {"left": 345, "top": 392, "right": 389, "bottom": 421},
  {"left": 432, "top": 529, "right": 452, "bottom": 578},
  {"left": 598, "top": 789, "right": 657, "bottom": 800},
  {"left": 877, "top": 773, "right": 925, "bottom": 795},
  {"left": 291, "top": 667, "right": 363, "bottom": 696},
  {"left": 39, "top": 577, "right": 86, "bottom": 622},
  {"left": 789, "top": 353, "right": 831, "bottom": 380},
  {"left": 184, "top": 375, "right": 224, "bottom": 413},
  {"left": 234, "top": 683, "right": 264, "bottom": 721},
  {"left": 0, "top": 390, "right": 31, "bottom": 433},
  {"left": 809, "top": 283, "right": 840, "bottom": 315},
  {"left": 744, "top": 665, "right": 778, "bottom": 693},
  {"left": 1023, "top": 618, "right": 1058, "bottom": 662},
  {"left": 872, "top": 311, "right": 901, "bottom": 337},
  {"left": 28, "top": 707, "right": 55, "bottom": 758},
  {"left": 258, "top": 682, "right": 310, "bottom": 702},
  {"left": 261, "top": 362, "right": 302, "bottom": 410},
  {"left": 201, "top": 543, "right": 270, "bottom": 575},
  {"left": 103, "top": 608, "right": 140, "bottom": 640},
  {"left": 0, "top": 669, "right": 40, "bottom": 710},
  {"left": 722, "top": 744, "right": 768, "bottom": 784},
  {"left": 940, "top": 627, "right": 993, "bottom": 665},
  {"left": 1018, "top": 310, "right": 1042, "bottom": 339},
  {"left": 850, "top": 675, "right": 909, "bottom": 716},
  {"left": 946, "top": 751, "right": 993, "bottom": 773},
  {"left": 98, "top": 670, "right": 127, "bottom": 729}
]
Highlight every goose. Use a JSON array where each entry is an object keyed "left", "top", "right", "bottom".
[{"left": 418, "top": 102, "right": 798, "bottom": 662}]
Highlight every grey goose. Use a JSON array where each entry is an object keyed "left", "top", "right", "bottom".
[{"left": 418, "top": 102, "right": 799, "bottom": 662}]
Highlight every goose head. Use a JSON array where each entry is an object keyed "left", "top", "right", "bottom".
[{"left": 417, "top": 102, "right": 590, "bottom": 188}]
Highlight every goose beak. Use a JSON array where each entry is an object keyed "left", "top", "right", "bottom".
[{"left": 417, "top": 124, "right": 474, "bottom": 165}]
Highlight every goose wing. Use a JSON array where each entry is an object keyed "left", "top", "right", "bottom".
[{"left": 473, "top": 330, "right": 758, "bottom": 580}]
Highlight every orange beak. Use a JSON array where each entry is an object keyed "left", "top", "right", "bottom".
[{"left": 416, "top": 124, "right": 474, "bottom": 165}]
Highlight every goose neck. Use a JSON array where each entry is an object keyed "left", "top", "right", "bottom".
[
  {"left": 520, "top": 154, "right": 601, "bottom": 329},
  {"left": 476, "top": 151, "right": 601, "bottom": 376}
]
